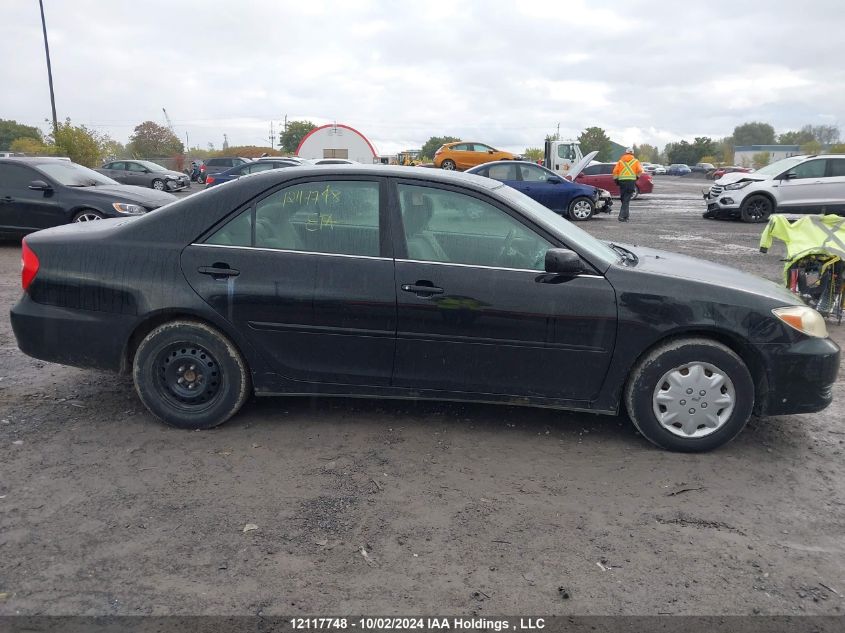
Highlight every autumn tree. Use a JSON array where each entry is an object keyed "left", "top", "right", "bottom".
[
  {"left": 752, "top": 151, "right": 770, "bottom": 168},
  {"left": 633, "top": 143, "right": 659, "bottom": 163},
  {"left": 128, "top": 121, "right": 184, "bottom": 158},
  {"left": 279, "top": 120, "right": 317, "bottom": 153},
  {"left": 800, "top": 140, "right": 822, "bottom": 155},
  {"left": 420, "top": 135, "right": 460, "bottom": 160},
  {"left": 522, "top": 147, "right": 543, "bottom": 162},
  {"left": 577, "top": 127, "right": 613, "bottom": 161},
  {"left": 10, "top": 137, "right": 54, "bottom": 155},
  {"left": 49, "top": 118, "right": 105, "bottom": 167},
  {"left": 213, "top": 145, "right": 282, "bottom": 158}
]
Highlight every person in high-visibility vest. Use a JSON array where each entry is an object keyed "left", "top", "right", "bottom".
[{"left": 612, "top": 148, "right": 643, "bottom": 222}]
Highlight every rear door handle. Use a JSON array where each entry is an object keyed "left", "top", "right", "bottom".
[
  {"left": 401, "top": 283, "right": 444, "bottom": 296},
  {"left": 198, "top": 265, "right": 240, "bottom": 279}
]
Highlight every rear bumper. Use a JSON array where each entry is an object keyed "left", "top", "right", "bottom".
[
  {"left": 10, "top": 294, "right": 136, "bottom": 373},
  {"left": 761, "top": 336, "right": 840, "bottom": 415}
]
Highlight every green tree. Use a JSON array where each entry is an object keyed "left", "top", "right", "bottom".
[
  {"left": 577, "top": 127, "right": 613, "bottom": 161},
  {"left": 127, "top": 121, "right": 184, "bottom": 158},
  {"left": 0, "top": 119, "right": 43, "bottom": 150},
  {"left": 777, "top": 129, "right": 814, "bottom": 145},
  {"left": 634, "top": 143, "right": 659, "bottom": 163},
  {"left": 523, "top": 147, "right": 543, "bottom": 162},
  {"left": 10, "top": 137, "right": 54, "bottom": 155},
  {"left": 279, "top": 120, "right": 317, "bottom": 153},
  {"left": 715, "top": 137, "right": 734, "bottom": 164},
  {"left": 665, "top": 141, "right": 698, "bottom": 165},
  {"left": 420, "top": 135, "right": 460, "bottom": 160},
  {"left": 693, "top": 137, "right": 716, "bottom": 161},
  {"left": 828, "top": 143, "right": 845, "bottom": 154},
  {"left": 802, "top": 124, "right": 840, "bottom": 146},
  {"left": 49, "top": 118, "right": 104, "bottom": 167},
  {"left": 732, "top": 122, "right": 775, "bottom": 146},
  {"left": 752, "top": 151, "right": 770, "bottom": 168},
  {"left": 100, "top": 137, "right": 126, "bottom": 161},
  {"left": 800, "top": 140, "right": 822, "bottom": 155}
]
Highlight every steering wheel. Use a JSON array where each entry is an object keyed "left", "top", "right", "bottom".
[{"left": 498, "top": 229, "right": 516, "bottom": 263}]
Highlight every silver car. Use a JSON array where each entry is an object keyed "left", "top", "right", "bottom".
[
  {"left": 97, "top": 160, "right": 190, "bottom": 191},
  {"left": 703, "top": 154, "right": 845, "bottom": 222}
]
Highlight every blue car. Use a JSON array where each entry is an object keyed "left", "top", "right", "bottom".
[
  {"left": 466, "top": 160, "right": 611, "bottom": 221},
  {"left": 667, "top": 163, "right": 692, "bottom": 176},
  {"left": 205, "top": 158, "right": 301, "bottom": 188}
]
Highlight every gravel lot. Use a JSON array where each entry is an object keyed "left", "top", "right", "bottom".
[{"left": 0, "top": 176, "right": 843, "bottom": 616}]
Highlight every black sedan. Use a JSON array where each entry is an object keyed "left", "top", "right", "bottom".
[
  {"left": 0, "top": 157, "right": 176, "bottom": 237},
  {"left": 97, "top": 159, "right": 190, "bottom": 191},
  {"left": 10, "top": 166, "right": 839, "bottom": 452}
]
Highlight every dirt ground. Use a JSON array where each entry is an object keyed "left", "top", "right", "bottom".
[{"left": 0, "top": 177, "right": 843, "bottom": 616}]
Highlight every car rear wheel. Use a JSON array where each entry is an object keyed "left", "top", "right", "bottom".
[
  {"left": 152, "top": 178, "right": 166, "bottom": 191},
  {"left": 740, "top": 195, "right": 772, "bottom": 223},
  {"left": 568, "top": 197, "right": 594, "bottom": 221},
  {"left": 133, "top": 320, "right": 251, "bottom": 430},
  {"left": 441, "top": 159, "right": 456, "bottom": 171},
  {"left": 73, "top": 210, "right": 104, "bottom": 222},
  {"left": 624, "top": 338, "right": 754, "bottom": 452}
]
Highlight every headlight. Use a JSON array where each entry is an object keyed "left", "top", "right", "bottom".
[
  {"left": 599, "top": 189, "right": 611, "bottom": 197},
  {"left": 724, "top": 181, "right": 752, "bottom": 190},
  {"left": 772, "top": 306, "right": 829, "bottom": 338},
  {"left": 112, "top": 202, "right": 146, "bottom": 215}
]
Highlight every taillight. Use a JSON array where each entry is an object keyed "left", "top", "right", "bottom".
[{"left": 21, "top": 240, "right": 39, "bottom": 291}]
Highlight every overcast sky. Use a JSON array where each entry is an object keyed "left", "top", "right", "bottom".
[{"left": 2, "top": 0, "right": 843, "bottom": 155}]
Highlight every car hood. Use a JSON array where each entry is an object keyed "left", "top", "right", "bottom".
[
  {"left": 716, "top": 171, "right": 768, "bottom": 185},
  {"left": 157, "top": 169, "right": 186, "bottom": 179},
  {"left": 84, "top": 184, "right": 177, "bottom": 207},
  {"left": 566, "top": 150, "right": 598, "bottom": 180},
  {"left": 623, "top": 244, "right": 800, "bottom": 305}
]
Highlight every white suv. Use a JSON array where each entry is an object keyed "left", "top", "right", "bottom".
[{"left": 703, "top": 154, "right": 845, "bottom": 222}]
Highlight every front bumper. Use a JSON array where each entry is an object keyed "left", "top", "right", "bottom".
[
  {"left": 702, "top": 187, "right": 742, "bottom": 216},
  {"left": 166, "top": 177, "right": 190, "bottom": 191},
  {"left": 595, "top": 193, "right": 613, "bottom": 213},
  {"left": 761, "top": 336, "right": 840, "bottom": 416}
]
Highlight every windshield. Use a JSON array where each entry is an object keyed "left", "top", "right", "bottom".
[
  {"left": 753, "top": 156, "right": 805, "bottom": 177},
  {"left": 496, "top": 185, "right": 618, "bottom": 267},
  {"left": 136, "top": 160, "right": 168, "bottom": 172},
  {"left": 35, "top": 161, "right": 119, "bottom": 186}
]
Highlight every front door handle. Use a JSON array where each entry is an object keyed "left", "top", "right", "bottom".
[
  {"left": 198, "top": 264, "right": 240, "bottom": 279},
  {"left": 401, "top": 283, "right": 444, "bottom": 297}
]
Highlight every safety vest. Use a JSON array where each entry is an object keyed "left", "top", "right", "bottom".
[
  {"left": 613, "top": 157, "right": 640, "bottom": 180},
  {"left": 759, "top": 214, "right": 845, "bottom": 284}
]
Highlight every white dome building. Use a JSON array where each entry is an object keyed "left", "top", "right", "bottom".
[{"left": 295, "top": 123, "right": 378, "bottom": 163}]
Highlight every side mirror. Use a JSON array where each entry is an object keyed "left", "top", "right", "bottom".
[
  {"left": 782, "top": 171, "right": 797, "bottom": 180},
  {"left": 544, "top": 248, "right": 584, "bottom": 275},
  {"left": 547, "top": 176, "right": 562, "bottom": 184},
  {"left": 488, "top": 150, "right": 494, "bottom": 154},
  {"left": 28, "top": 180, "right": 52, "bottom": 191}
]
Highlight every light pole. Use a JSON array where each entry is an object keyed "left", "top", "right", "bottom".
[{"left": 38, "top": 0, "right": 58, "bottom": 135}]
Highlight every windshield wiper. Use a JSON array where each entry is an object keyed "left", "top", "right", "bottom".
[{"left": 609, "top": 242, "right": 638, "bottom": 265}]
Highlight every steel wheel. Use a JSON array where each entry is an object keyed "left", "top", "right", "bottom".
[
  {"left": 73, "top": 210, "right": 104, "bottom": 222},
  {"left": 568, "top": 197, "right": 594, "bottom": 221},
  {"left": 156, "top": 343, "right": 222, "bottom": 411},
  {"left": 152, "top": 179, "right": 166, "bottom": 191},
  {"left": 652, "top": 362, "right": 735, "bottom": 438}
]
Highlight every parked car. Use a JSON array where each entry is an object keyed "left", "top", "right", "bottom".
[
  {"left": 201, "top": 157, "right": 252, "bottom": 178},
  {"left": 668, "top": 164, "right": 692, "bottom": 176},
  {"left": 0, "top": 157, "right": 175, "bottom": 237},
  {"left": 691, "top": 162, "right": 715, "bottom": 174},
  {"left": 709, "top": 166, "right": 753, "bottom": 180},
  {"left": 645, "top": 164, "right": 667, "bottom": 175},
  {"left": 466, "top": 153, "right": 612, "bottom": 221},
  {"left": 11, "top": 166, "right": 839, "bottom": 452},
  {"left": 703, "top": 154, "right": 845, "bottom": 222},
  {"left": 205, "top": 159, "right": 302, "bottom": 188},
  {"left": 573, "top": 162, "right": 654, "bottom": 198},
  {"left": 97, "top": 160, "right": 189, "bottom": 191},
  {"left": 433, "top": 142, "right": 515, "bottom": 171},
  {"left": 311, "top": 158, "right": 359, "bottom": 165}
]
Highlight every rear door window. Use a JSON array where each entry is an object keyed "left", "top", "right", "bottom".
[
  {"left": 827, "top": 159, "right": 845, "bottom": 178},
  {"left": 789, "top": 159, "right": 827, "bottom": 179}
]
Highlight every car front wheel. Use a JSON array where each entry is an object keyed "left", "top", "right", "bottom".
[
  {"left": 440, "top": 159, "right": 456, "bottom": 170},
  {"left": 73, "top": 210, "right": 104, "bottom": 222},
  {"left": 152, "top": 178, "right": 166, "bottom": 191},
  {"left": 133, "top": 320, "right": 251, "bottom": 429},
  {"left": 624, "top": 338, "right": 754, "bottom": 452},
  {"left": 568, "top": 196, "right": 594, "bottom": 221},
  {"left": 740, "top": 195, "right": 773, "bottom": 223}
]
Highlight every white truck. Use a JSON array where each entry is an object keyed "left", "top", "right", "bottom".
[{"left": 543, "top": 140, "right": 586, "bottom": 177}]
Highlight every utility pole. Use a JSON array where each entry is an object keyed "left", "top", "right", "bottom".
[
  {"left": 556, "top": 122, "right": 560, "bottom": 140},
  {"left": 38, "top": 0, "right": 58, "bottom": 135},
  {"left": 269, "top": 121, "right": 275, "bottom": 149}
]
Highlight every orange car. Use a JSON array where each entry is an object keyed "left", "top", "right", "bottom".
[{"left": 433, "top": 141, "right": 516, "bottom": 171}]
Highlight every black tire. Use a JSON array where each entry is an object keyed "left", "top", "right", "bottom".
[
  {"left": 740, "top": 195, "right": 773, "bottom": 223},
  {"left": 624, "top": 338, "right": 754, "bottom": 452},
  {"left": 132, "top": 320, "right": 251, "bottom": 430},
  {"left": 72, "top": 209, "right": 105, "bottom": 222},
  {"left": 568, "top": 196, "right": 594, "bottom": 221},
  {"left": 441, "top": 159, "right": 456, "bottom": 171},
  {"left": 152, "top": 178, "right": 166, "bottom": 191}
]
